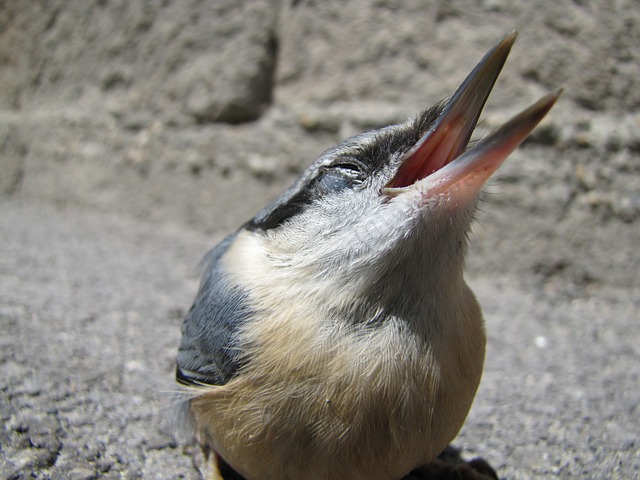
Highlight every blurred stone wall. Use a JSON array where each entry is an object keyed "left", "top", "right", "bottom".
[{"left": 1, "top": 0, "right": 639, "bottom": 285}]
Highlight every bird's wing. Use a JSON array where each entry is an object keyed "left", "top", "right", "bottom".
[{"left": 176, "top": 233, "right": 252, "bottom": 387}]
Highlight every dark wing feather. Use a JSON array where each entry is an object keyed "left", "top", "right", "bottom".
[{"left": 176, "top": 233, "right": 252, "bottom": 387}]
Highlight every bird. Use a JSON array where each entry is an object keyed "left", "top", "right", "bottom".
[{"left": 175, "top": 32, "right": 560, "bottom": 480}]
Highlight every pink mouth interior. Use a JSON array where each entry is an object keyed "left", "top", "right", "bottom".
[{"left": 388, "top": 122, "right": 466, "bottom": 189}]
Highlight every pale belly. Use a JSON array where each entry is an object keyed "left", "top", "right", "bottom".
[{"left": 189, "top": 318, "right": 484, "bottom": 480}]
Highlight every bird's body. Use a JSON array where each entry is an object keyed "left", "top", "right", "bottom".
[
  {"left": 189, "top": 227, "right": 484, "bottom": 480},
  {"left": 176, "top": 33, "right": 559, "bottom": 480}
]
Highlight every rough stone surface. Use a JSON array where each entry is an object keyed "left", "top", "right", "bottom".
[{"left": 1, "top": 0, "right": 639, "bottom": 478}]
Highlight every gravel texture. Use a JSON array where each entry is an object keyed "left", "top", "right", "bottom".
[{"left": 1, "top": 199, "right": 637, "bottom": 479}]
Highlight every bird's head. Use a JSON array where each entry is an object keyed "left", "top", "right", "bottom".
[
  {"left": 211, "top": 33, "right": 560, "bottom": 338},
  {"left": 227, "top": 32, "right": 559, "bottom": 324}
]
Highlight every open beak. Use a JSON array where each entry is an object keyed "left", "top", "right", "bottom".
[{"left": 384, "top": 32, "right": 561, "bottom": 201}]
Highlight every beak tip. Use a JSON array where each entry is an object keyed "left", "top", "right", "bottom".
[
  {"left": 552, "top": 87, "right": 565, "bottom": 99},
  {"left": 536, "top": 88, "right": 564, "bottom": 117},
  {"left": 495, "top": 31, "right": 518, "bottom": 55},
  {"left": 505, "top": 30, "right": 519, "bottom": 41}
]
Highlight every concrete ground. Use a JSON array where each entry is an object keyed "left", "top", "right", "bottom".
[{"left": 1, "top": 198, "right": 638, "bottom": 479}]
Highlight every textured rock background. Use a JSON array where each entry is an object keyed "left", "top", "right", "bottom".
[{"left": 1, "top": 1, "right": 638, "bottom": 479}]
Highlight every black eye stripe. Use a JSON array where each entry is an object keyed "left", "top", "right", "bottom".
[
  {"left": 246, "top": 165, "right": 364, "bottom": 232},
  {"left": 245, "top": 189, "right": 310, "bottom": 231}
]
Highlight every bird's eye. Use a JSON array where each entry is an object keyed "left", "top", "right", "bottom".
[
  {"left": 316, "top": 170, "right": 353, "bottom": 193},
  {"left": 316, "top": 161, "right": 365, "bottom": 194},
  {"left": 333, "top": 162, "right": 364, "bottom": 176}
]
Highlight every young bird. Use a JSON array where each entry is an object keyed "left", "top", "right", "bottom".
[{"left": 176, "top": 32, "right": 559, "bottom": 480}]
